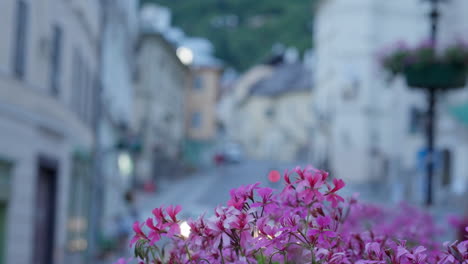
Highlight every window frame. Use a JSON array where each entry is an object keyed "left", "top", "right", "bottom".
[
  {"left": 50, "top": 24, "right": 63, "bottom": 96},
  {"left": 191, "top": 112, "right": 202, "bottom": 128},
  {"left": 11, "top": 0, "right": 29, "bottom": 79}
]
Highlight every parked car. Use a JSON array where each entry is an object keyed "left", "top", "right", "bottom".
[
  {"left": 213, "top": 142, "right": 244, "bottom": 165},
  {"left": 223, "top": 142, "right": 243, "bottom": 163}
]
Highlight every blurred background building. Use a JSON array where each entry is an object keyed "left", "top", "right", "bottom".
[
  {"left": 134, "top": 26, "right": 188, "bottom": 182},
  {"left": 184, "top": 60, "right": 223, "bottom": 167},
  {"left": 312, "top": 0, "right": 468, "bottom": 203},
  {"left": 219, "top": 60, "right": 313, "bottom": 162},
  {"left": 97, "top": 0, "right": 139, "bottom": 260}
]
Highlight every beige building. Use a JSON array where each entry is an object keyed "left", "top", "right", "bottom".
[
  {"left": 183, "top": 66, "right": 223, "bottom": 166},
  {"left": 186, "top": 66, "right": 222, "bottom": 140},
  {"left": 0, "top": 0, "right": 101, "bottom": 264},
  {"left": 219, "top": 63, "right": 313, "bottom": 161},
  {"left": 133, "top": 31, "right": 189, "bottom": 181}
]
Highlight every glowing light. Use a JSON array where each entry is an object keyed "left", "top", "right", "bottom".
[
  {"left": 177, "top": 47, "right": 194, "bottom": 65},
  {"left": 67, "top": 217, "right": 87, "bottom": 232},
  {"left": 268, "top": 170, "right": 281, "bottom": 183},
  {"left": 118, "top": 152, "right": 133, "bottom": 177},
  {"left": 180, "top": 221, "right": 191, "bottom": 238},
  {"left": 253, "top": 229, "right": 259, "bottom": 238},
  {"left": 68, "top": 238, "right": 88, "bottom": 252}
]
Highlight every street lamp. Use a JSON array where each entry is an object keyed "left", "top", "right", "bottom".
[
  {"left": 422, "top": 0, "right": 447, "bottom": 206},
  {"left": 115, "top": 134, "right": 142, "bottom": 187},
  {"left": 118, "top": 151, "right": 134, "bottom": 178},
  {"left": 382, "top": 0, "right": 465, "bottom": 206}
]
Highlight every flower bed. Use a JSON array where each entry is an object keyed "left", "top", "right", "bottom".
[{"left": 117, "top": 166, "right": 468, "bottom": 264}]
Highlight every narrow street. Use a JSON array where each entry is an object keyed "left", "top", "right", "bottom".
[
  {"left": 136, "top": 160, "right": 388, "bottom": 221},
  {"left": 137, "top": 160, "right": 294, "bottom": 220}
]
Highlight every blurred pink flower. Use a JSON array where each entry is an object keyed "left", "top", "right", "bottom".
[{"left": 121, "top": 165, "right": 468, "bottom": 264}]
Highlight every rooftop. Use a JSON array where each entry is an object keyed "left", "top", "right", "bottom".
[{"left": 249, "top": 63, "right": 312, "bottom": 97}]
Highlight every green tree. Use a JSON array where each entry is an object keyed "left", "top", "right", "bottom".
[{"left": 140, "top": 0, "right": 315, "bottom": 70}]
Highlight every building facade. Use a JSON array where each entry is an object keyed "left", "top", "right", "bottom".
[
  {"left": 133, "top": 31, "right": 188, "bottom": 181},
  {"left": 183, "top": 66, "right": 223, "bottom": 165},
  {"left": 219, "top": 62, "right": 313, "bottom": 161},
  {"left": 98, "top": 0, "right": 139, "bottom": 256},
  {"left": 0, "top": 0, "right": 101, "bottom": 263},
  {"left": 186, "top": 67, "right": 222, "bottom": 141},
  {"left": 313, "top": 0, "right": 468, "bottom": 203}
]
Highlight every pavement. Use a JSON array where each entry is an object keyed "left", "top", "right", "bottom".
[
  {"left": 135, "top": 160, "right": 392, "bottom": 221},
  {"left": 136, "top": 160, "right": 296, "bottom": 219}
]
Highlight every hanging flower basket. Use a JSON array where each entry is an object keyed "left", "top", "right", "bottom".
[
  {"left": 380, "top": 40, "right": 468, "bottom": 90},
  {"left": 404, "top": 62, "right": 467, "bottom": 90}
]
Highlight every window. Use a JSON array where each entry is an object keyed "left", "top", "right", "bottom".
[
  {"left": 0, "top": 161, "right": 12, "bottom": 199},
  {"left": 71, "top": 49, "right": 82, "bottom": 115},
  {"left": 67, "top": 154, "right": 91, "bottom": 254},
  {"left": 71, "top": 49, "right": 95, "bottom": 128},
  {"left": 193, "top": 76, "right": 203, "bottom": 90},
  {"left": 164, "top": 113, "right": 174, "bottom": 123},
  {"left": 90, "top": 76, "right": 99, "bottom": 129},
  {"left": 409, "top": 107, "right": 424, "bottom": 134},
  {"left": 81, "top": 64, "right": 96, "bottom": 128},
  {"left": 12, "top": 0, "right": 29, "bottom": 79},
  {"left": 191, "top": 112, "right": 202, "bottom": 128},
  {"left": 50, "top": 25, "right": 63, "bottom": 95},
  {"left": 0, "top": 160, "right": 12, "bottom": 264},
  {"left": 0, "top": 202, "right": 6, "bottom": 264},
  {"left": 342, "top": 78, "right": 360, "bottom": 101},
  {"left": 441, "top": 149, "right": 452, "bottom": 186},
  {"left": 81, "top": 64, "right": 90, "bottom": 124},
  {"left": 265, "top": 107, "right": 275, "bottom": 119}
]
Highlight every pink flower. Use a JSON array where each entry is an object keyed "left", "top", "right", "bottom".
[
  {"left": 326, "top": 193, "right": 345, "bottom": 208},
  {"left": 308, "top": 215, "right": 337, "bottom": 246},
  {"left": 119, "top": 165, "right": 468, "bottom": 264},
  {"left": 329, "top": 178, "right": 345, "bottom": 193},
  {"left": 284, "top": 169, "right": 292, "bottom": 184},
  {"left": 257, "top": 187, "right": 273, "bottom": 202},
  {"left": 152, "top": 207, "right": 165, "bottom": 222},
  {"left": 145, "top": 218, "right": 162, "bottom": 245},
  {"left": 114, "top": 258, "right": 131, "bottom": 264},
  {"left": 166, "top": 204, "right": 182, "bottom": 222},
  {"left": 167, "top": 222, "right": 181, "bottom": 237},
  {"left": 129, "top": 221, "right": 148, "bottom": 247},
  {"left": 325, "top": 179, "right": 346, "bottom": 207}
]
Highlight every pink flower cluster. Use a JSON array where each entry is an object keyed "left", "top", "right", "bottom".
[{"left": 121, "top": 166, "right": 468, "bottom": 264}]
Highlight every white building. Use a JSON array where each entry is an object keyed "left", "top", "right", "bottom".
[
  {"left": 133, "top": 21, "right": 189, "bottom": 181},
  {"left": 313, "top": 0, "right": 468, "bottom": 203},
  {"left": 98, "top": 0, "right": 139, "bottom": 254},
  {"left": 0, "top": 0, "right": 101, "bottom": 263},
  {"left": 219, "top": 62, "right": 313, "bottom": 162}
]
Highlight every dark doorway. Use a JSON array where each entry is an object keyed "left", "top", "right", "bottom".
[
  {"left": 441, "top": 149, "right": 452, "bottom": 186},
  {"left": 0, "top": 202, "right": 7, "bottom": 264},
  {"left": 34, "top": 156, "right": 58, "bottom": 264}
]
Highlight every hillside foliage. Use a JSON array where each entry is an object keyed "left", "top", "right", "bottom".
[{"left": 141, "top": 0, "right": 315, "bottom": 70}]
